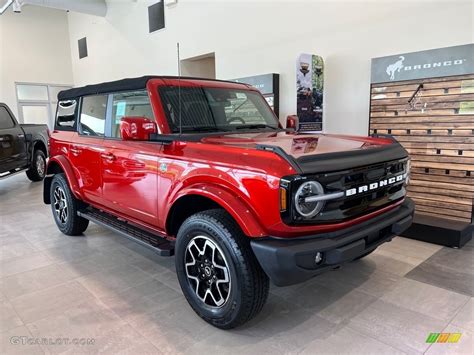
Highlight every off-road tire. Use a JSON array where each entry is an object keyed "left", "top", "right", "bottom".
[
  {"left": 50, "top": 173, "right": 89, "bottom": 236},
  {"left": 175, "top": 209, "right": 270, "bottom": 329},
  {"left": 26, "top": 149, "right": 46, "bottom": 182}
]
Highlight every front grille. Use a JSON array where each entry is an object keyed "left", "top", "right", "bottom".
[{"left": 283, "top": 158, "right": 408, "bottom": 225}]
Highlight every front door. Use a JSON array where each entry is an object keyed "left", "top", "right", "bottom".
[
  {"left": 101, "top": 141, "right": 160, "bottom": 227},
  {"left": 70, "top": 95, "right": 108, "bottom": 205},
  {"left": 100, "top": 90, "right": 160, "bottom": 228},
  {"left": 0, "top": 105, "right": 28, "bottom": 174}
]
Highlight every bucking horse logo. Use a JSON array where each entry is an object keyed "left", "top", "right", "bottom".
[{"left": 386, "top": 56, "right": 405, "bottom": 80}]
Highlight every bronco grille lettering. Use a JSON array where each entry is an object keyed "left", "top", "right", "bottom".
[{"left": 345, "top": 172, "right": 407, "bottom": 197}]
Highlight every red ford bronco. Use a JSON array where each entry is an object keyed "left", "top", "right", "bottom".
[{"left": 44, "top": 76, "right": 413, "bottom": 329}]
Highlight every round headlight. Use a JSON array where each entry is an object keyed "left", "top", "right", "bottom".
[{"left": 294, "top": 181, "right": 325, "bottom": 218}]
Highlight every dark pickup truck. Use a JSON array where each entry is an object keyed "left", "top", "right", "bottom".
[{"left": 0, "top": 103, "right": 49, "bottom": 181}]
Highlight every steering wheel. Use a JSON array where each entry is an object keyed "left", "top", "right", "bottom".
[
  {"left": 80, "top": 123, "right": 96, "bottom": 136},
  {"left": 227, "top": 117, "right": 246, "bottom": 125}
]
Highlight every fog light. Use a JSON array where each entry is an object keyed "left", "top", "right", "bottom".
[{"left": 315, "top": 252, "right": 323, "bottom": 265}]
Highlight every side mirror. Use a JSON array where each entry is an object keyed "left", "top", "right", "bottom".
[
  {"left": 286, "top": 115, "right": 299, "bottom": 130},
  {"left": 120, "top": 116, "right": 157, "bottom": 141}
]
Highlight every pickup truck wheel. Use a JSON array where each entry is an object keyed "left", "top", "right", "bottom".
[
  {"left": 50, "top": 174, "right": 89, "bottom": 236},
  {"left": 26, "top": 150, "right": 46, "bottom": 182},
  {"left": 175, "top": 209, "right": 270, "bottom": 329}
]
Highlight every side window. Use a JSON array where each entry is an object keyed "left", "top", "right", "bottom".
[
  {"left": 55, "top": 100, "right": 77, "bottom": 130},
  {"left": 0, "top": 107, "right": 15, "bottom": 129},
  {"left": 110, "top": 90, "right": 154, "bottom": 138},
  {"left": 80, "top": 95, "right": 107, "bottom": 136}
]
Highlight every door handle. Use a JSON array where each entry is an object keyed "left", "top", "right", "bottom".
[
  {"left": 70, "top": 146, "right": 82, "bottom": 156},
  {"left": 122, "top": 160, "right": 145, "bottom": 169},
  {"left": 18, "top": 134, "right": 24, "bottom": 138},
  {"left": 101, "top": 152, "right": 116, "bottom": 162}
]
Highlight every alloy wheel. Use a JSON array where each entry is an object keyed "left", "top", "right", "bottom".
[
  {"left": 53, "top": 186, "right": 68, "bottom": 224},
  {"left": 36, "top": 155, "right": 45, "bottom": 177},
  {"left": 184, "top": 235, "right": 231, "bottom": 308}
]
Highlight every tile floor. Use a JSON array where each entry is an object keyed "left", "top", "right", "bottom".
[{"left": 0, "top": 174, "right": 472, "bottom": 354}]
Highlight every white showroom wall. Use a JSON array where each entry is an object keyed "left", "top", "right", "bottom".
[
  {"left": 67, "top": 0, "right": 473, "bottom": 135},
  {"left": 0, "top": 5, "right": 73, "bottom": 119}
]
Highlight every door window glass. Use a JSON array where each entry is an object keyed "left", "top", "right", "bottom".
[
  {"left": 110, "top": 90, "right": 154, "bottom": 138},
  {"left": 0, "top": 107, "right": 15, "bottom": 129},
  {"left": 80, "top": 95, "right": 107, "bottom": 136}
]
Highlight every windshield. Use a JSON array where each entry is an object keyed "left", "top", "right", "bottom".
[{"left": 159, "top": 86, "right": 279, "bottom": 133}]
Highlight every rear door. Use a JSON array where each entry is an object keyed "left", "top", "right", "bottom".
[
  {"left": 0, "top": 105, "right": 28, "bottom": 174},
  {"left": 101, "top": 90, "right": 160, "bottom": 228},
  {"left": 70, "top": 95, "right": 108, "bottom": 205}
]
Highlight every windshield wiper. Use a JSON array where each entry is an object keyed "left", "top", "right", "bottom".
[{"left": 235, "top": 124, "right": 278, "bottom": 130}]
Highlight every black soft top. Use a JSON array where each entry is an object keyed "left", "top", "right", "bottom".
[{"left": 57, "top": 75, "right": 247, "bottom": 101}]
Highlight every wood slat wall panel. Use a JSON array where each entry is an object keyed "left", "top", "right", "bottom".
[
  {"left": 371, "top": 94, "right": 474, "bottom": 107},
  {"left": 372, "top": 122, "right": 474, "bottom": 130},
  {"left": 411, "top": 167, "right": 470, "bottom": 178},
  {"left": 408, "top": 179, "right": 474, "bottom": 192},
  {"left": 371, "top": 87, "right": 465, "bottom": 99},
  {"left": 407, "top": 191, "right": 472, "bottom": 205},
  {"left": 410, "top": 154, "right": 474, "bottom": 165},
  {"left": 391, "top": 135, "right": 474, "bottom": 143},
  {"left": 371, "top": 82, "right": 473, "bottom": 94},
  {"left": 371, "top": 116, "right": 474, "bottom": 123},
  {"left": 401, "top": 142, "right": 473, "bottom": 150},
  {"left": 415, "top": 205, "right": 472, "bottom": 220},
  {"left": 371, "top": 109, "right": 471, "bottom": 117},
  {"left": 369, "top": 74, "right": 474, "bottom": 224},
  {"left": 406, "top": 149, "right": 474, "bottom": 158},
  {"left": 407, "top": 185, "right": 469, "bottom": 198},
  {"left": 371, "top": 101, "right": 472, "bottom": 112},
  {"left": 374, "top": 129, "right": 474, "bottom": 136},
  {"left": 411, "top": 160, "right": 474, "bottom": 172},
  {"left": 413, "top": 197, "right": 473, "bottom": 212},
  {"left": 410, "top": 173, "right": 474, "bottom": 185}
]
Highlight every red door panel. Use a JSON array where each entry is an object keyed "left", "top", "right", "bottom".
[
  {"left": 69, "top": 136, "right": 104, "bottom": 205},
  {"left": 101, "top": 140, "right": 160, "bottom": 227}
]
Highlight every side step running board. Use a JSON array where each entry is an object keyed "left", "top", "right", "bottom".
[
  {"left": 78, "top": 208, "right": 174, "bottom": 256},
  {"left": 0, "top": 167, "right": 27, "bottom": 180}
]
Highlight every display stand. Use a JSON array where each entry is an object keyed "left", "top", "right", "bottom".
[{"left": 369, "top": 45, "right": 473, "bottom": 248}]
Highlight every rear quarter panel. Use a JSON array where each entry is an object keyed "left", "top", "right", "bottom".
[{"left": 21, "top": 124, "right": 49, "bottom": 157}]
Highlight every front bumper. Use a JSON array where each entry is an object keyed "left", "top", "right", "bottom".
[{"left": 251, "top": 198, "right": 414, "bottom": 286}]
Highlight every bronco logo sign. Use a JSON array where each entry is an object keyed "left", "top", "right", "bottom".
[{"left": 371, "top": 44, "right": 473, "bottom": 83}]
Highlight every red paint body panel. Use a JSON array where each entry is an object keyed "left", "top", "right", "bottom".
[
  {"left": 48, "top": 78, "right": 400, "bottom": 239},
  {"left": 120, "top": 116, "right": 158, "bottom": 141}
]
